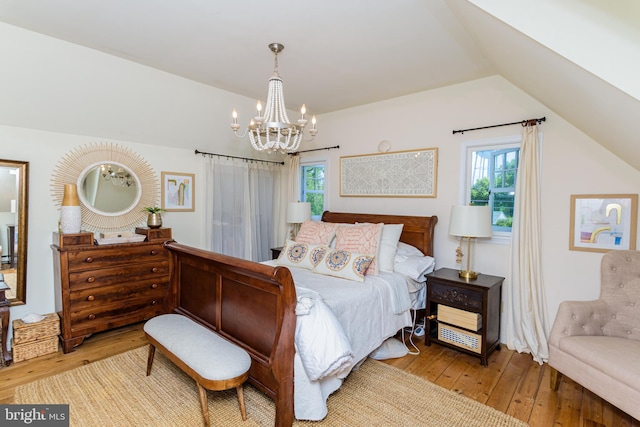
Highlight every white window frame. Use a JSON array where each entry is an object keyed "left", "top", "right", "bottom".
[
  {"left": 300, "top": 159, "right": 327, "bottom": 221},
  {"left": 459, "top": 135, "right": 522, "bottom": 245}
]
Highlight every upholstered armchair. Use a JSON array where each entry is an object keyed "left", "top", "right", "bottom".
[{"left": 548, "top": 250, "right": 640, "bottom": 420}]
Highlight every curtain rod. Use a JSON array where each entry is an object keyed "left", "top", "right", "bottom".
[
  {"left": 194, "top": 149, "right": 285, "bottom": 165},
  {"left": 452, "top": 116, "right": 546, "bottom": 135},
  {"left": 288, "top": 145, "right": 340, "bottom": 156}
]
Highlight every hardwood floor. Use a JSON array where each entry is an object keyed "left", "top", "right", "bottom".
[{"left": 1, "top": 323, "right": 638, "bottom": 426}]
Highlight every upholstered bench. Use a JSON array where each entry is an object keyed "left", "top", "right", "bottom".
[{"left": 144, "top": 314, "right": 252, "bottom": 426}]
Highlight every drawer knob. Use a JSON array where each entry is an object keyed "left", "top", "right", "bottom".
[
  {"left": 87, "top": 277, "right": 95, "bottom": 283},
  {"left": 151, "top": 300, "right": 158, "bottom": 305},
  {"left": 87, "top": 314, "right": 96, "bottom": 320},
  {"left": 87, "top": 295, "right": 95, "bottom": 301},
  {"left": 150, "top": 283, "right": 158, "bottom": 289},
  {"left": 84, "top": 257, "right": 94, "bottom": 263},
  {"left": 151, "top": 267, "right": 159, "bottom": 273},
  {"left": 150, "top": 250, "right": 158, "bottom": 256}
]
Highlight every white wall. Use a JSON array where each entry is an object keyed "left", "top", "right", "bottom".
[{"left": 308, "top": 75, "right": 640, "bottom": 335}]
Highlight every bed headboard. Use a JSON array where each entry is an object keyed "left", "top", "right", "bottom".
[{"left": 320, "top": 211, "right": 438, "bottom": 257}]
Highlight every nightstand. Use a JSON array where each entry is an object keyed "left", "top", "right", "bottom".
[
  {"left": 270, "top": 246, "right": 283, "bottom": 260},
  {"left": 425, "top": 268, "right": 504, "bottom": 366}
]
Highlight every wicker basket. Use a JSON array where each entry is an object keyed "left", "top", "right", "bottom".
[
  {"left": 12, "top": 313, "right": 60, "bottom": 345},
  {"left": 12, "top": 336, "right": 59, "bottom": 362}
]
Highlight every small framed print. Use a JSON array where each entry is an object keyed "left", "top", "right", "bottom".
[
  {"left": 569, "top": 193, "right": 638, "bottom": 253},
  {"left": 161, "top": 172, "right": 195, "bottom": 212}
]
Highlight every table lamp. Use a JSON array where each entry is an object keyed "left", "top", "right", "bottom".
[
  {"left": 449, "top": 205, "right": 492, "bottom": 279},
  {"left": 287, "top": 202, "right": 311, "bottom": 240}
]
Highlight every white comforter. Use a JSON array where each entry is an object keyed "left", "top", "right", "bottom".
[{"left": 264, "top": 261, "right": 413, "bottom": 420}]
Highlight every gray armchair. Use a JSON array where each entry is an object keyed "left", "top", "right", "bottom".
[{"left": 548, "top": 250, "right": 640, "bottom": 420}]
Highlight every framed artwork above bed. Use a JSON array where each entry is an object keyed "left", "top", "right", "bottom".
[{"left": 340, "top": 148, "right": 437, "bottom": 198}]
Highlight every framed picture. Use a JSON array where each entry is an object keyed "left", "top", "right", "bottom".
[
  {"left": 161, "top": 172, "right": 195, "bottom": 212},
  {"left": 340, "top": 148, "right": 438, "bottom": 197},
  {"left": 569, "top": 194, "right": 638, "bottom": 253}
]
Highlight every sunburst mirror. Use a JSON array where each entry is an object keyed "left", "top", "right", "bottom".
[{"left": 51, "top": 142, "right": 158, "bottom": 231}]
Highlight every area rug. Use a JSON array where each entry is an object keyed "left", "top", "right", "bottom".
[{"left": 15, "top": 346, "right": 528, "bottom": 427}]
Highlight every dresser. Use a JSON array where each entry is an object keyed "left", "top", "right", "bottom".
[
  {"left": 425, "top": 268, "right": 503, "bottom": 366},
  {"left": 51, "top": 229, "right": 172, "bottom": 353}
]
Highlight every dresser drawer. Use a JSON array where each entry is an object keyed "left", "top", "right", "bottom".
[
  {"left": 68, "top": 261, "right": 169, "bottom": 290},
  {"left": 69, "top": 279, "right": 168, "bottom": 306},
  {"left": 66, "top": 244, "right": 167, "bottom": 271},
  {"left": 69, "top": 296, "right": 165, "bottom": 333},
  {"left": 429, "top": 282, "right": 482, "bottom": 310}
]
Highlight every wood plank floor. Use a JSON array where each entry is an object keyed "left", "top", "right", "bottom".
[{"left": 1, "top": 323, "right": 638, "bottom": 426}]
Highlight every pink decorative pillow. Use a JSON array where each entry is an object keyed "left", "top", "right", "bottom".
[
  {"left": 335, "top": 223, "right": 383, "bottom": 275},
  {"left": 295, "top": 221, "right": 337, "bottom": 245}
]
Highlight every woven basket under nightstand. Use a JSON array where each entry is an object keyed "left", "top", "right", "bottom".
[{"left": 12, "top": 313, "right": 60, "bottom": 362}]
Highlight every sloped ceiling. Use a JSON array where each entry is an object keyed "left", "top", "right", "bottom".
[{"left": 0, "top": 0, "right": 638, "bottom": 170}]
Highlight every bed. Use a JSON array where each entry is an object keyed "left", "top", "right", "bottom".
[{"left": 163, "top": 211, "right": 437, "bottom": 426}]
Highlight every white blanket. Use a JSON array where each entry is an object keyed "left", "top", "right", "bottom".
[{"left": 264, "top": 261, "right": 413, "bottom": 420}]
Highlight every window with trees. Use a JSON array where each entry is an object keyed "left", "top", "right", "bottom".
[
  {"left": 467, "top": 141, "right": 520, "bottom": 234},
  {"left": 300, "top": 162, "right": 325, "bottom": 220}
]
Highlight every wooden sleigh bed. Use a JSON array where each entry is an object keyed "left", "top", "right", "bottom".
[{"left": 163, "top": 211, "right": 437, "bottom": 427}]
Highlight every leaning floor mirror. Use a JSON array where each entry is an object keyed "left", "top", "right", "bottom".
[{"left": 0, "top": 159, "right": 29, "bottom": 306}]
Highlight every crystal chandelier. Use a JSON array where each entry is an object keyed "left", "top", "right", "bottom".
[
  {"left": 231, "top": 43, "right": 317, "bottom": 154},
  {"left": 100, "top": 164, "right": 136, "bottom": 187}
]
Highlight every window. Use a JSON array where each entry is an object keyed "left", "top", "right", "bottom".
[
  {"left": 300, "top": 162, "right": 325, "bottom": 220},
  {"left": 465, "top": 138, "right": 520, "bottom": 235}
]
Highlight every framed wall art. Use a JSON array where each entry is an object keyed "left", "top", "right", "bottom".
[
  {"left": 161, "top": 172, "right": 195, "bottom": 212},
  {"left": 340, "top": 148, "right": 438, "bottom": 197},
  {"left": 569, "top": 193, "right": 638, "bottom": 253}
]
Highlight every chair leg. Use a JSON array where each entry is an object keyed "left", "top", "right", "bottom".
[
  {"left": 196, "top": 382, "right": 211, "bottom": 427},
  {"left": 549, "top": 366, "right": 562, "bottom": 391},
  {"left": 236, "top": 385, "right": 247, "bottom": 421},
  {"left": 146, "top": 344, "right": 156, "bottom": 376}
]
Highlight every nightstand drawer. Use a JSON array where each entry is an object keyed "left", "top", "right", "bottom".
[{"left": 430, "top": 282, "right": 482, "bottom": 310}]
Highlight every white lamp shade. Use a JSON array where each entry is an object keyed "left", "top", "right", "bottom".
[
  {"left": 286, "top": 202, "right": 311, "bottom": 224},
  {"left": 449, "top": 205, "right": 493, "bottom": 238}
]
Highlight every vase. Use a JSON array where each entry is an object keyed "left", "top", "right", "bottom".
[
  {"left": 60, "top": 184, "right": 82, "bottom": 234},
  {"left": 147, "top": 213, "right": 162, "bottom": 229}
]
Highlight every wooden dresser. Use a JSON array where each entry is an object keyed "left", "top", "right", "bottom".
[{"left": 51, "top": 229, "right": 172, "bottom": 353}]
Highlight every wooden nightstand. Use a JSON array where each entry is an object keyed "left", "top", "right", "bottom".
[
  {"left": 425, "top": 268, "right": 504, "bottom": 366},
  {"left": 270, "top": 246, "right": 283, "bottom": 260}
]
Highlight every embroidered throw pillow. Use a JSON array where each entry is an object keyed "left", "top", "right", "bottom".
[
  {"left": 276, "top": 240, "right": 328, "bottom": 270},
  {"left": 313, "top": 249, "right": 373, "bottom": 282},
  {"left": 295, "top": 221, "right": 338, "bottom": 245},
  {"left": 335, "top": 223, "right": 383, "bottom": 275}
]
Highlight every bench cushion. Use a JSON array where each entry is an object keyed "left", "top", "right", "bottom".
[{"left": 144, "top": 314, "right": 251, "bottom": 381}]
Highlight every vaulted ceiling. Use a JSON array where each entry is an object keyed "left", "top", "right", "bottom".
[{"left": 1, "top": 0, "right": 638, "bottom": 169}]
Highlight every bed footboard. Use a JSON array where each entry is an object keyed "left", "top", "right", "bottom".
[{"left": 163, "top": 242, "right": 296, "bottom": 427}]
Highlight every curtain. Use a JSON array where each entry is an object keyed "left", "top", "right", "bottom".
[
  {"left": 505, "top": 122, "right": 549, "bottom": 364},
  {"left": 283, "top": 154, "right": 301, "bottom": 242},
  {"left": 204, "top": 155, "right": 283, "bottom": 262}
]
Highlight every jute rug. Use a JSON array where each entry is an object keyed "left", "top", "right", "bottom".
[{"left": 15, "top": 346, "right": 528, "bottom": 426}]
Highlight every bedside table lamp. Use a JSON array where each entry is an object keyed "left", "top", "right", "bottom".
[
  {"left": 287, "top": 202, "right": 311, "bottom": 240},
  {"left": 449, "top": 205, "right": 492, "bottom": 279}
]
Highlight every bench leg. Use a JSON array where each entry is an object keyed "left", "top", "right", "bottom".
[
  {"left": 236, "top": 385, "right": 247, "bottom": 421},
  {"left": 196, "top": 381, "right": 211, "bottom": 427},
  {"left": 146, "top": 344, "right": 156, "bottom": 376}
]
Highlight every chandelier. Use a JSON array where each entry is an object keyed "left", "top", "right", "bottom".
[
  {"left": 100, "top": 164, "right": 136, "bottom": 187},
  {"left": 231, "top": 43, "right": 317, "bottom": 154}
]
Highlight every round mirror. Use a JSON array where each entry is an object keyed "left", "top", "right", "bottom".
[
  {"left": 51, "top": 142, "right": 158, "bottom": 231},
  {"left": 78, "top": 162, "right": 141, "bottom": 215}
]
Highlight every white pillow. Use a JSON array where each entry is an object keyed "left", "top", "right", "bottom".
[
  {"left": 394, "top": 241, "right": 425, "bottom": 263},
  {"left": 378, "top": 224, "right": 403, "bottom": 272},
  {"left": 276, "top": 240, "right": 328, "bottom": 270},
  {"left": 313, "top": 249, "right": 374, "bottom": 282},
  {"left": 369, "top": 337, "right": 408, "bottom": 360},
  {"left": 394, "top": 255, "right": 436, "bottom": 282}
]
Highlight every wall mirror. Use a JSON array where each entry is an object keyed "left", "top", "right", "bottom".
[
  {"left": 0, "top": 159, "right": 28, "bottom": 306},
  {"left": 51, "top": 142, "right": 158, "bottom": 231}
]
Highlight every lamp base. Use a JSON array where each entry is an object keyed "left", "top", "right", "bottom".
[{"left": 458, "top": 270, "right": 479, "bottom": 280}]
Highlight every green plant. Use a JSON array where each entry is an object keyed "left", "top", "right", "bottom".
[{"left": 142, "top": 206, "right": 166, "bottom": 214}]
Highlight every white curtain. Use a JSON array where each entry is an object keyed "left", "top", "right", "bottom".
[
  {"left": 505, "top": 123, "right": 549, "bottom": 364},
  {"left": 203, "top": 155, "right": 283, "bottom": 262}
]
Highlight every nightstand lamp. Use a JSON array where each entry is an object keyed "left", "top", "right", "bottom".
[
  {"left": 449, "top": 205, "right": 492, "bottom": 279},
  {"left": 287, "top": 202, "right": 311, "bottom": 240}
]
